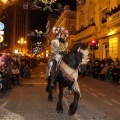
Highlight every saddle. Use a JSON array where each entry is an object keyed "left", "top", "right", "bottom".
[{"left": 60, "top": 62, "right": 78, "bottom": 81}]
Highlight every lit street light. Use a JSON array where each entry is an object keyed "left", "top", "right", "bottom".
[
  {"left": 18, "top": 37, "right": 26, "bottom": 54},
  {"left": 0, "top": 0, "right": 15, "bottom": 18},
  {"left": 0, "top": 0, "right": 15, "bottom": 5}
]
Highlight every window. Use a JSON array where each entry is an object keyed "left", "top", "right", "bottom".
[
  {"left": 101, "top": 8, "right": 108, "bottom": 24},
  {"left": 102, "top": 7, "right": 108, "bottom": 18},
  {"left": 90, "top": 17, "right": 94, "bottom": 26},
  {"left": 103, "top": 43, "right": 109, "bottom": 59}
]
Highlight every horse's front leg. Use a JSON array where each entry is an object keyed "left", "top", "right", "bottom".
[
  {"left": 48, "top": 90, "right": 53, "bottom": 102},
  {"left": 56, "top": 83, "right": 63, "bottom": 113},
  {"left": 46, "top": 76, "right": 53, "bottom": 102},
  {"left": 68, "top": 91, "right": 80, "bottom": 115}
]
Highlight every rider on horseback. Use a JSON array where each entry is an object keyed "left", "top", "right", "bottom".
[{"left": 46, "top": 27, "right": 69, "bottom": 90}]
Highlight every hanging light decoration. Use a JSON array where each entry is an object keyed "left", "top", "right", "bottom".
[
  {"left": 41, "top": 0, "right": 57, "bottom": 12},
  {"left": 23, "top": 0, "right": 57, "bottom": 11},
  {"left": 41, "top": 0, "right": 56, "bottom": 4},
  {"left": 0, "top": 0, "right": 16, "bottom": 19},
  {"left": 0, "top": 0, "right": 15, "bottom": 11}
]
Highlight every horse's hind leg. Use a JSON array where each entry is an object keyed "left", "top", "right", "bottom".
[
  {"left": 56, "top": 83, "right": 63, "bottom": 113},
  {"left": 68, "top": 92, "right": 80, "bottom": 115}
]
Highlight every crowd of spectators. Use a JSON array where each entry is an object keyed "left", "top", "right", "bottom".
[
  {"left": 0, "top": 55, "right": 38, "bottom": 98},
  {"left": 76, "top": 22, "right": 96, "bottom": 34},
  {"left": 84, "top": 56, "right": 120, "bottom": 85},
  {"left": 102, "top": 4, "right": 120, "bottom": 24}
]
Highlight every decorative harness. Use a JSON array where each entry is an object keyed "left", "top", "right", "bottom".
[{"left": 59, "top": 47, "right": 89, "bottom": 94}]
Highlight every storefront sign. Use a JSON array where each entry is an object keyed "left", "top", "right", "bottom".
[
  {"left": 0, "top": 22, "right": 5, "bottom": 31},
  {"left": 0, "top": 35, "right": 4, "bottom": 43},
  {"left": 0, "top": 31, "right": 4, "bottom": 35}
]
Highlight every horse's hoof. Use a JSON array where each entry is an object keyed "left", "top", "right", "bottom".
[
  {"left": 56, "top": 108, "right": 63, "bottom": 114},
  {"left": 68, "top": 110, "right": 74, "bottom": 116},
  {"left": 48, "top": 98, "right": 53, "bottom": 102},
  {"left": 57, "top": 109, "right": 63, "bottom": 114}
]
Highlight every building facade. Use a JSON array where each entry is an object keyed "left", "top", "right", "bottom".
[
  {"left": 8, "top": 0, "right": 28, "bottom": 55},
  {"left": 76, "top": 0, "right": 120, "bottom": 60}
]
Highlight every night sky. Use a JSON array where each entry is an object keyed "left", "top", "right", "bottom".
[
  {"left": 29, "top": 0, "right": 76, "bottom": 32},
  {"left": 1, "top": 0, "right": 76, "bottom": 52}
]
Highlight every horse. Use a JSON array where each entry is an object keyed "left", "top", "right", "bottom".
[{"left": 46, "top": 42, "right": 89, "bottom": 115}]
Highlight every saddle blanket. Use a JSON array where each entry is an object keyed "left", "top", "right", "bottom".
[{"left": 60, "top": 62, "right": 78, "bottom": 81}]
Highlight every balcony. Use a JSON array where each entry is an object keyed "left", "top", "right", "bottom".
[
  {"left": 101, "top": 23, "right": 107, "bottom": 30},
  {"left": 75, "top": 26, "right": 98, "bottom": 41},
  {"left": 106, "top": 11, "right": 120, "bottom": 27}
]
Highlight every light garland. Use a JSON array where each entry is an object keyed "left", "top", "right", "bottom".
[
  {"left": 42, "top": 0, "right": 57, "bottom": 12},
  {"left": 41, "top": 0, "right": 56, "bottom": 4},
  {"left": 23, "top": 0, "right": 57, "bottom": 11}
]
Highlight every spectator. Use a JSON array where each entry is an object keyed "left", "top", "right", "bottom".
[
  {"left": 101, "top": 18, "right": 107, "bottom": 24},
  {"left": 86, "top": 61, "right": 93, "bottom": 76},
  {"left": 0, "top": 73, "right": 11, "bottom": 95},
  {"left": 19, "top": 61, "right": 24, "bottom": 78},
  {"left": 113, "top": 7, "right": 118, "bottom": 14},
  {"left": 92, "top": 62, "right": 99, "bottom": 78},
  {"left": 114, "top": 57, "right": 120, "bottom": 67},
  {"left": 98, "top": 63, "right": 105, "bottom": 80},
  {"left": 23, "top": 65, "right": 31, "bottom": 79},
  {"left": 106, "top": 56, "right": 114, "bottom": 66},
  {"left": 11, "top": 64, "right": 20, "bottom": 85},
  {"left": 111, "top": 8, "right": 114, "bottom": 14},
  {"left": 5, "top": 61, "right": 15, "bottom": 78},
  {"left": 106, "top": 63, "right": 117, "bottom": 82},
  {"left": 118, "top": 4, "right": 120, "bottom": 11},
  {"left": 101, "top": 58, "right": 107, "bottom": 65},
  {"left": 99, "top": 63, "right": 110, "bottom": 80}
]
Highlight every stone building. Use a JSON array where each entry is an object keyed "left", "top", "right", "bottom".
[
  {"left": 76, "top": 0, "right": 120, "bottom": 60},
  {"left": 5, "top": 0, "right": 29, "bottom": 55}
]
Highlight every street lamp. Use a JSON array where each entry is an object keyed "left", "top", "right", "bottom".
[
  {"left": 18, "top": 37, "right": 26, "bottom": 53},
  {"left": 0, "top": 0, "right": 16, "bottom": 19},
  {"left": 0, "top": 0, "right": 15, "bottom": 5}
]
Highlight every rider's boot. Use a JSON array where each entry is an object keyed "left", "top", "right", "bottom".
[{"left": 50, "top": 70, "right": 56, "bottom": 91}]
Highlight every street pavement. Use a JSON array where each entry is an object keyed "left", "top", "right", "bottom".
[{"left": 0, "top": 62, "right": 120, "bottom": 120}]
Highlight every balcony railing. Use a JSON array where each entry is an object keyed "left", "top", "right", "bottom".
[
  {"left": 101, "top": 23, "right": 107, "bottom": 30},
  {"left": 75, "top": 26, "right": 98, "bottom": 41},
  {"left": 106, "top": 11, "right": 120, "bottom": 27}
]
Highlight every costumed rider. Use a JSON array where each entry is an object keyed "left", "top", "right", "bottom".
[{"left": 46, "top": 26, "right": 69, "bottom": 90}]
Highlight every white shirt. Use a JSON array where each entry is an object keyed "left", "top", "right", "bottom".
[{"left": 51, "top": 39, "right": 68, "bottom": 53}]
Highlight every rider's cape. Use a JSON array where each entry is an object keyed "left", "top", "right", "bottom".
[{"left": 60, "top": 62, "right": 78, "bottom": 81}]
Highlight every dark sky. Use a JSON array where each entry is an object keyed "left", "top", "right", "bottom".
[{"left": 29, "top": 0, "right": 76, "bottom": 32}]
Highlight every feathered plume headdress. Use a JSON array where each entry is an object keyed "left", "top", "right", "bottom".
[{"left": 52, "top": 27, "right": 69, "bottom": 40}]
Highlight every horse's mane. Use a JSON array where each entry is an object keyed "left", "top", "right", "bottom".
[
  {"left": 63, "top": 42, "right": 88, "bottom": 69},
  {"left": 70, "top": 42, "right": 88, "bottom": 52}
]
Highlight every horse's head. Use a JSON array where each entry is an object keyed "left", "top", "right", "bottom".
[
  {"left": 77, "top": 46, "right": 89, "bottom": 73},
  {"left": 65, "top": 42, "right": 89, "bottom": 73},
  {"left": 70, "top": 42, "right": 89, "bottom": 73}
]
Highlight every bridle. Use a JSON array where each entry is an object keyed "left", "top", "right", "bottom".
[{"left": 77, "top": 47, "right": 89, "bottom": 72}]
